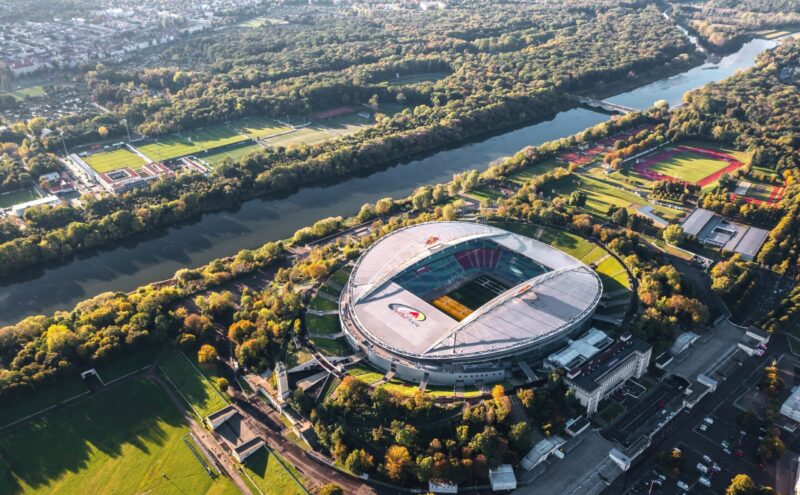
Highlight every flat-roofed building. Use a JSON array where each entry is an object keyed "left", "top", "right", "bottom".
[
  {"left": 681, "top": 208, "right": 769, "bottom": 260},
  {"left": 781, "top": 387, "right": 800, "bottom": 423},
  {"left": 552, "top": 331, "right": 651, "bottom": 414}
]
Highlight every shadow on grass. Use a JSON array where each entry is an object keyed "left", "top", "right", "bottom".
[{"left": 0, "top": 378, "right": 184, "bottom": 494}]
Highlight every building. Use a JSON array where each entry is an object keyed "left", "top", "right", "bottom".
[
  {"left": 275, "top": 362, "right": 290, "bottom": 401},
  {"left": 681, "top": 208, "right": 769, "bottom": 260},
  {"left": 340, "top": 222, "right": 603, "bottom": 386},
  {"left": 520, "top": 435, "right": 566, "bottom": 471},
  {"left": 551, "top": 331, "right": 651, "bottom": 414},
  {"left": 670, "top": 332, "right": 699, "bottom": 355},
  {"left": 204, "top": 404, "right": 265, "bottom": 463},
  {"left": 10, "top": 195, "right": 60, "bottom": 216},
  {"left": 488, "top": 465, "right": 517, "bottom": 491},
  {"left": 780, "top": 387, "right": 800, "bottom": 423}
]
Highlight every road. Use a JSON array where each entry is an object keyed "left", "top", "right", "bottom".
[{"left": 602, "top": 333, "right": 790, "bottom": 494}]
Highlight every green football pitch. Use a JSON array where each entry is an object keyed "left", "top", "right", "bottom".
[
  {"left": 648, "top": 150, "right": 729, "bottom": 184},
  {"left": 136, "top": 125, "right": 250, "bottom": 162},
  {"left": 446, "top": 275, "right": 508, "bottom": 310},
  {"left": 0, "top": 378, "right": 238, "bottom": 495},
  {"left": 83, "top": 148, "right": 147, "bottom": 173}
]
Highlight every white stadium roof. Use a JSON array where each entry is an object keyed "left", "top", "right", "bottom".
[{"left": 345, "top": 222, "right": 603, "bottom": 360}]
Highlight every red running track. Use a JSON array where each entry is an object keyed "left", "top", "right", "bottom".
[{"left": 633, "top": 145, "right": 744, "bottom": 186}]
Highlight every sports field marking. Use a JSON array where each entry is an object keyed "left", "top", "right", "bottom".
[
  {"left": 432, "top": 295, "right": 473, "bottom": 321},
  {"left": 83, "top": 148, "right": 147, "bottom": 172},
  {"left": 633, "top": 145, "right": 744, "bottom": 186}
]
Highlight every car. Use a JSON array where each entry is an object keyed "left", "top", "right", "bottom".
[
  {"left": 712, "top": 463, "right": 721, "bottom": 473},
  {"left": 700, "top": 423, "right": 708, "bottom": 431},
  {"left": 702, "top": 455, "right": 712, "bottom": 464},
  {"left": 721, "top": 440, "right": 730, "bottom": 449},
  {"left": 677, "top": 481, "right": 689, "bottom": 490},
  {"left": 673, "top": 447, "right": 682, "bottom": 455},
  {"left": 758, "top": 342, "right": 768, "bottom": 350},
  {"left": 704, "top": 417, "right": 714, "bottom": 425},
  {"left": 735, "top": 449, "right": 744, "bottom": 457},
  {"left": 699, "top": 476, "right": 711, "bottom": 487},
  {"left": 723, "top": 447, "right": 732, "bottom": 455},
  {"left": 657, "top": 474, "right": 666, "bottom": 482},
  {"left": 754, "top": 349, "right": 765, "bottom": 357},
  {"left": 697, "top": 463, "right": 709, "bottom": 474}
]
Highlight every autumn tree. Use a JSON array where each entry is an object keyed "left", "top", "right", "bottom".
[{"left": 198, "top": 344, "right": 218, "bottom": 364}]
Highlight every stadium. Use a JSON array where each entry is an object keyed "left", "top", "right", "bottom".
[{"left": 339, "top": 222, "right": 604, "bottom": 386}]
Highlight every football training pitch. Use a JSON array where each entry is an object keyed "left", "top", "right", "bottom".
[
  {"left": 633, "top": 145, "right": 744, "bottom": 186},
  {"left": 137, "top": 125, "right": 250, "bottom": 162},
  {"left": 0, "top": 378, "right": 237, "bottom": 495},
  {"left": 83, "top": 148, "right": 147, "bottom": 173}
]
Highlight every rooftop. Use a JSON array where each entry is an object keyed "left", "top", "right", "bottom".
[
  {"left": 568, "top": 334, "right": 651, "bottom": 393},
  {"left": 347, "top": 222, "right": 603, "bottom": 360},
  {"left": 681, "top": 208, "right": 769, "bottom": 259}
]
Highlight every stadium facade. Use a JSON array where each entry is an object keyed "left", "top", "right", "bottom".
[{"left": 339, "top": 222, "right": 603, "bottom": 386}]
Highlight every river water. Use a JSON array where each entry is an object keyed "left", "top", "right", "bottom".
[{"left": 0, "top": 38, "right": 779, "bottom": 325}]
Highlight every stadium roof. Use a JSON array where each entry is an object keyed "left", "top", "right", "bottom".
[{"left": 347, "top": 222, "right": 603, "bottom": 360}]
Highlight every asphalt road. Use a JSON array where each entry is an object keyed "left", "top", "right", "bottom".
[{"left": 603, "top": 334, "right": 790, "bottom": 495}]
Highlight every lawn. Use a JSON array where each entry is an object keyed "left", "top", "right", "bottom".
[
  {"left": 580, "top": 246, "right": 608, "bottom": 266},
  {"left": 239, "top": 17, "right": 288, "bottom": 27},
  {"left": 159, "top": 348, "right": 229, "bottom": 419},
  {"left": 386, "top": 73, "right": 447, "bottom": 86},
  {"left": 136, "top": 137, "right": 204, "bottom": 162},
  {"left": 306, "top": 314, "right": 340, "bottom": 335},
  {"left": 329, "top": 268, "right": 351, "bottom": 287},
  {"left": 595, "top": 256, "right": 630, "bottom": 291},
  {"left": 241, "top": 448, "right": 306, "bottom": 495},
  {"left": 596, "top": 400, "right": 625, "bottom": 423},
  {"left": 0, "top": 376, "right": 88, "bottom": 428},
  {"left": 0, "top": 378, "right": 238, "bottom": 495},
  {"left": 1, "top": 85, "right": 45, "bottom": 100},
  {"left": 236, "top": 116, "right": 292, "bottom": 139},
  {"left": 309, "top": 296, "right": 338, "bottom": 312},
  {"left": 648, "top": 150, "right": 729, "bottom": 184},
  {"left": 263, "top": 127, "right": 335, "bottom": 147},
  {"left": 202, "top": 143, "right": 265, "bottom": 166},
  {"left": 507, "top": 159, "right": 560, "bottom": 185},
  {"left": 83, "top": 148, "right": 147, "bottom": 173},
  {"left": 310, "top": 337, "right": 351, "bottom": 357},
  {"left": 93, "top": 346, "right": 162, "bottom": 383},
  {"left": 0, "top": 188, "right": 38, "bottom": 208},
  {"left": 348, "top": 366, "right": 385, "bottom": 385}
]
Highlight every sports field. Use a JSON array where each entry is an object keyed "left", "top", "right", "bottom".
[
  {"left": 386, "top": 73, "right": 447, "bottom": 86},
  {"left": 159, "top": 348, "right": 229, "bottom": 419},
  {"left": 0, "top": 378, "right": 237, "bottom": 495},
  {"left": 202, "top": 143, "right": 265, "bottom": 166},
  {"left": 432, "top": 295, "right": 473, "bottom": 321},
  {"left": 0, "top": 188, "right": 38, "bottom": 208},
  {"left": 732, "top": 179, "right": 785, "bottom": 206},
  {"left": 446, "top": 276, "right": 508, "bottom": 311},
  {"left": 83, "top": 148, "right": 147, "bottom": 173},
  {"left": 236, "top": 116, "right": 292, "bottom": 139},
  {"left": 241, "top": 448, "right": 306, "bottom": 495},
  {"left": 1, "top": 85, "right": 45, "bottom": 100},
  {"left": 137, "top": 125, "right": 250, "bottom": 162},
  {"left": 634, "top": 145, "right": 744, "bottom": 186}
]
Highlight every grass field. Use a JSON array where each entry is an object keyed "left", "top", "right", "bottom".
[
  {"left": 432, "top": 294, "right": 473, "bottom": 321},
  {"left": 0, "top": 188, "right": 38, "bottom": 208},
  {"left": 0, "top": 378, "right": 238, "bottom": 495},
  {"left": 83, "top": 148, "right": 147, "bottom": 173},
  {"left": 236, "top": 116, "right": 292, "bottom": 138},
  {"left": 0, "top": 376, "right": 88, "bottom": 428},
  {"left": 136, "top": 125, "right": 250, "bottom": 162},
  {"left": 447, "top": 275, "right": 507, "bottom": 311},
  {"left": 309, "top": 296, "right": 338, "bottom": 312},
  {"left": 1, "top": 85, "right": 45, "bottom": 100},
  {"left": 595, "top": 256, "right": 630, "bottom": 292},
  {"left": 507, "top": 159, "right": 560, "bottom": 185},
  {"left": 159, "top": 348, "right": 229, "bottom": 419},
  {"left": 386, "top": 73, "right": 447, "bottom": 86},
  {"left": 310, "top": 337, "right": 351, "bottom": 357},
  {"left": 306, "top": 314, "right": 340, "bottom": 335},
  {"left": 241, "top": 448, "right": 306, "bottom": 495},
  {"left": 202, "top": 143, "right": 265, "bottom": 166},
  {"left": 93, "top": 346, "right": 161, "bottom": 383},
  {"left": 647, "top": 150, "right": 729, "bottom": 184},
  {"left": 240, "top": 16, "right": 288, "bottom": 27},
  {"left": 348, "top": 365, "right": 385, "bottom": 385},
  {"left": 263, "top": 114, "right": 373, "bottom": 147}
]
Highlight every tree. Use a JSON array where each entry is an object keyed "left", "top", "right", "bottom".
[
  {"left": 98, "top": 126, "right": 109, "bottom": 138},
  {"left": 384, "top": 445, "right": 413, "bottom": 482},
  {"left": 725, "top": 474, "right": 773, "bottom": 495},
  {"left": 611, "top": 207, "right": 628, "bottom": 226},
  {"left": 198, "top": 344, "right": 218, "bottom": 364},
  {"left": 442, "top": 203, "right": 456, "bottom": 221},
  {"left": 663, "top": 224, "right": 684, "bottom": 245},
  {"left": 344, "top": 448, "right": 375, "bottom": 475},
  {"left": 318, "top": 483, "right": 344, "bottom": 495},
  {"left": 216, "top": 377, "right": 229, "bottom": 391}
]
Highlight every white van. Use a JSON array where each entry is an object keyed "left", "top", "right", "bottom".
[
  {"left": 696, "top": 463, "right": 709, "bottom": 474},
  {"left": 699, "top": 476, "right": 711, "bottom": 487}
]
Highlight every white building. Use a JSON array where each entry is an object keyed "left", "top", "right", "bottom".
[
  {"left": 780, "top": 387, "right": 800, "bottom": 423},
  {"left": 488, "top": 465, "right": 517, "bottom": 491},
  {"left": 551, "top": 331, "right": 651, "bottom": 414},
  {"left": 10, "top": 195, "right": 60, "bottom": 217}
]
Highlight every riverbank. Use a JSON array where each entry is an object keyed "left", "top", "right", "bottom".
[{"left": 0, "top": 37, "right": 779, "bottom": 326}]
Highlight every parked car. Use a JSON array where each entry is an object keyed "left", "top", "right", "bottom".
[
  {"left": 702, "top": 455, "right": 712, "bottom": 464},
  {"left": 699, "top": 476, "right": 711, "bottom": 487},
  {"left": 677, "top": 481, "right": 689, "bottom": 490},
  {"left": 704, "top": 417, "right": 714, "bottom": 425},
  {"left": 697, "top": 463, "right": 709, "bottom": 474},
  {"left": 700, "top": 423, "right": 708, "bottom": 432},
  {"left": 735, "top": 449, "right": 744, "bottom": 457}
]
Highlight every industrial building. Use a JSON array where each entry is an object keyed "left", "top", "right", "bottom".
[{"left": 681, "top": 208, "right": 769, "bottom": 260}]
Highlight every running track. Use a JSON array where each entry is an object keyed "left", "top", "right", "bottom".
[{"left": 633, "top": 145, "right": 745, "bottom": 186}]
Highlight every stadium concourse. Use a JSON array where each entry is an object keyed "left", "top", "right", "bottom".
[{"left": 339, "top": 222, "right": 603, "bottom": 386}]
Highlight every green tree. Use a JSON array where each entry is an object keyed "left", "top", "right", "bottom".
[{"left": 663, "top": 224, "right": 684, "bottom": 245}]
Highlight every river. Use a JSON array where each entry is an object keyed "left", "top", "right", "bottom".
[{"left": 0, "top": 37, "right": 779, "bottom": 325}]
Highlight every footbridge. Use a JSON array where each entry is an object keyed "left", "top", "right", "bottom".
[{"left": 570, "top": 95, "right": 639, "bottom": 114}]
